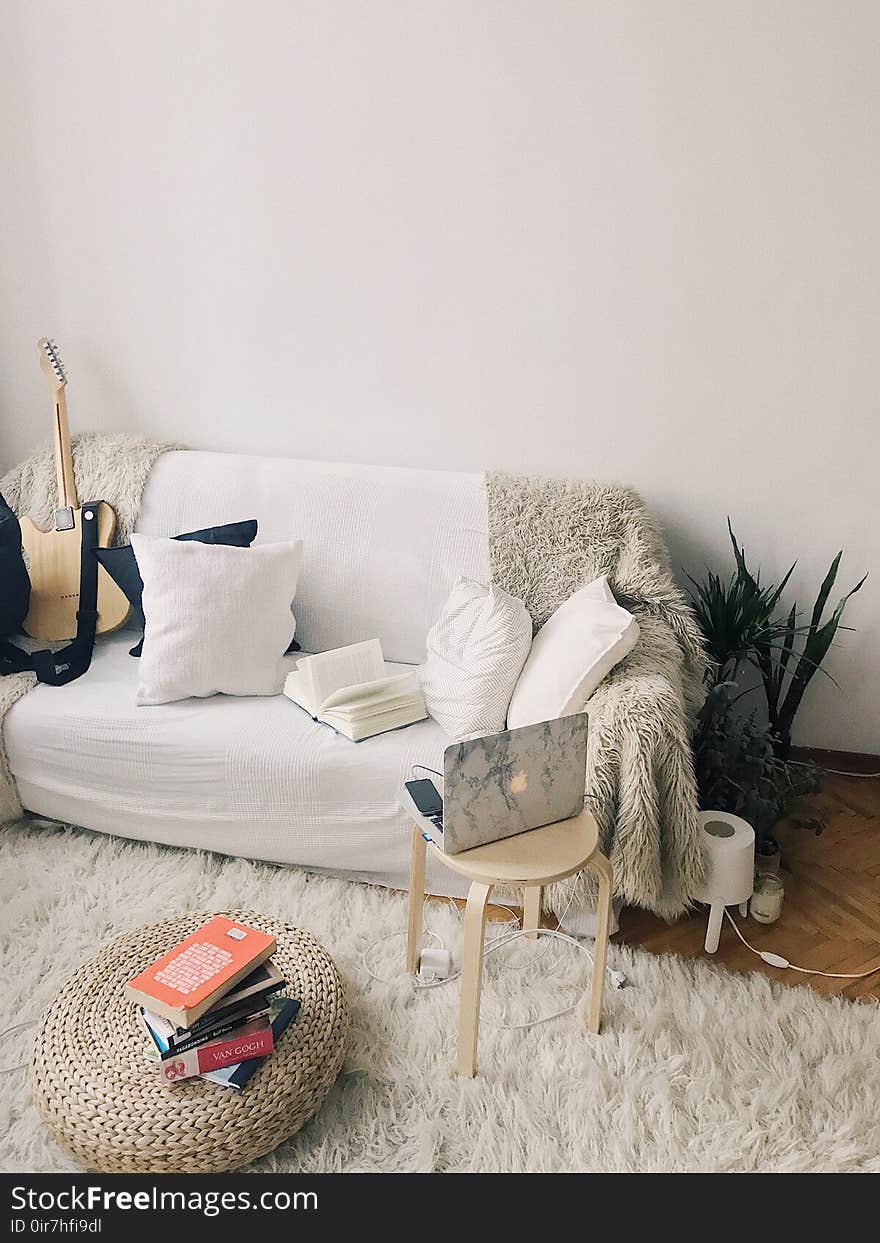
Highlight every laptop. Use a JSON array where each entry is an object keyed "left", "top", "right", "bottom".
[{"left": 406, "top": 715, "right": 588, "bottom": 855}]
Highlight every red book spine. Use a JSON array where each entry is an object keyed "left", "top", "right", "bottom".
[{"left": 159, "top": 1021, "right": 274, "bottom": 1083}]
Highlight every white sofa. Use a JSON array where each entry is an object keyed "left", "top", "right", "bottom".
[{"left": 6, "top": 450, "right": 497, "bottom": 900}]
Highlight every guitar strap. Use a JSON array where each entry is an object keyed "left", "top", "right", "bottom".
[{"left": 0, "top": 500, "right": 103, "bottom": 686}]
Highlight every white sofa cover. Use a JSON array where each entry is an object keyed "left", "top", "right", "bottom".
[{"left": 5, "top": 451, "right": 492, "bottom": 898}]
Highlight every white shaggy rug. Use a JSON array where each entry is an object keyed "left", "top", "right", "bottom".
[{"left": 2, "top": 819, "right": 878, "bottom": 1174}]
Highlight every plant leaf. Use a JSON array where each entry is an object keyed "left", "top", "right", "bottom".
[
  {"left": 809, "top": 551, "right": 842, "bottom": 632},
  {"left": 778, "top": 572, "right": 867, "bottom": 736},
  {"left": 775, "top": 602, "right": 797, "bottom": 700}
]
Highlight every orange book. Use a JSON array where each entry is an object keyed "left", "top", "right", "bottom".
[{"left": 125, "top": 917, "right": 277, "bottom": 1027}]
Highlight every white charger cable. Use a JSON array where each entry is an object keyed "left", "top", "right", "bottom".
[
  {"left": 361, "top": 900, "right": 626, "bottom": 1031},
  {"left": 0, "top": 1021, "right": 36, "bottom": 1075},
  {"left": 724, "top": 910, "right": 880, "bottom": 978}
]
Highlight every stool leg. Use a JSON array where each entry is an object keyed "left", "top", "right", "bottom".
[
  {"left": 522, "top": 885, "right": 543, "bottom": 939},
  {"left": 456, "top": 880, "right": 491, "bottom": 1077},
  {"left": 704, "top": 901, "right": 724, "bottom": 953},
  {"left": 586, "top": 852, "right": 613, "bottom": 1034},
  {"left": 738, "top": 902, "right": 749, "bottom": 918},
  {"left": 406, "top": 824, "right": 427, "bottom": 974}
]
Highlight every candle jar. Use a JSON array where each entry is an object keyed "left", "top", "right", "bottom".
[{"left": 750, "top": 874, "right": 784, "bottom": 924}]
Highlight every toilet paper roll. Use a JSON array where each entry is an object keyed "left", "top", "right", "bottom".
[{"left": 692, "top": 811, "right": 755, "bottom": 906}]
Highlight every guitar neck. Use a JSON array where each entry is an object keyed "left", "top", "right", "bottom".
[{"left": 52, "top": 388, "right": 78, "bottom": 510}]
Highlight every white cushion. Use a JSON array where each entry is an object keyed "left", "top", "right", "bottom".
[
  {"left": 419, "top": 579, "right": 532, "bottom": 739},
  {"left": 506, "top": 576, "right": 639, "bottom": 729},
  {"left": 132, "top": 534, "right": 303, "bottom": 705}
]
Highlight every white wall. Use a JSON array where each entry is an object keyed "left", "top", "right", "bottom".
[{"left": 1, "top": 1, "right": 878, "bottom": 751}]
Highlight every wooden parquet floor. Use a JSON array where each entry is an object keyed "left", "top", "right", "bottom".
[{"left": 617, "top": 770, "right": 880, "bottom": 1003}]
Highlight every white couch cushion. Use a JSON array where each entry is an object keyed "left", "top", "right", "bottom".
[
  {"left": 135, "top": 451, "right": 489, "bottom": 664},
  {"left": 419, "top": 579, "right": 532, "bottom": 739},
  {"left": 507, "top": 575, "right": 639, "bottom": 728},
  {"left": 132, "top": 534, "right": 303, "bottom": 705},
  {"left": 4, "top": 633, "right": 461, "bottom": 895}
]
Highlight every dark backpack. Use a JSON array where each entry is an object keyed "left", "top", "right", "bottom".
[
  {"left": 0, "top": 490, "right": 100, "bottom": 684},
  {"left": 0, "top": 491, "right": 31, "bottom": 647}
]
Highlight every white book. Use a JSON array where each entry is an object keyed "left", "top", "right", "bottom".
[{"left": 283, "top": 639, "right": 428, "bottom": 742}]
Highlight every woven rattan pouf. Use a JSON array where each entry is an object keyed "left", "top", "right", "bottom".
[{"left": 31, "top": 910, "right": 349, "bottom": 1173}]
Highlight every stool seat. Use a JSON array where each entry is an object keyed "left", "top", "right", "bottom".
[{"left": 428, "top": 811, "right": 600, "bottom": 887}]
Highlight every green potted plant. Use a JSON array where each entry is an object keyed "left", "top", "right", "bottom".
[
  {"left": 688, "top": 522, "right": 865, "bottom": 854},
  {"left": 688, "top": 522, "right": 866, "bottom": 757},
  {"left": 692, "top": 681, "right": 820, "bottom": 858}
]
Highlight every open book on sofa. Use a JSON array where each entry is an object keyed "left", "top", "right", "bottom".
[{"left": 283, "top": 639, "right": 428, "bottom": 741}]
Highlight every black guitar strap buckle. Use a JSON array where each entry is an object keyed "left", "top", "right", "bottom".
[{"left": 1, "top": 497, "right": 107, "bottom": 687}]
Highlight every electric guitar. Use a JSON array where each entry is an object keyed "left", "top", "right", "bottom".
[{"left": 19, "top": 339, "right": 131, "bottom": 641}]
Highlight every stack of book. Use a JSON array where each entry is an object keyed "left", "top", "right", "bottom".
[{"left": 125, "top": 916, "right": 300, "bottom": 1091}]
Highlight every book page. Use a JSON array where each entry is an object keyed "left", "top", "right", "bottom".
[
  {"left": 320, "top": 670, "right": 416, "bottom": 712},
  {"left": 306, "top": 639, "right": 385, "bottom": 709},
  {"left": 283, "top": 668, "right": 314, "bottom": 715}
]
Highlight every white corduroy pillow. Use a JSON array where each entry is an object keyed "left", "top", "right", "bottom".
[
  {"left": 419, "top": 579, "right": 532, "bottom": 739},
  {"left": 506, "top": 575, "right": 639, "bottom": 729},
  {"left": 132, "top": 534, "right": 303, "bottom": 706}
]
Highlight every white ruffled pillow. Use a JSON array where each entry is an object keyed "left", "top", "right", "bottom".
[
  {"left": 419, "top": 579, "right": 532, "bottom": 740},
  {"left": 133, "top": 534, "right": 303, "bottom": 706},
  {"left": 506, "top": 575, "right": 639, "bottom": 729}
]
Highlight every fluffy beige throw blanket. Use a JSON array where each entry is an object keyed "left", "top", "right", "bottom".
[
  {"left": 486, "top": 472, "right": 708, "bottom": 918},
  {"left": 0, "top": 433, "right": 175, "bottom": 823}
]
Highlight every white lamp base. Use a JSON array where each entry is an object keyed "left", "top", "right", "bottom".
[
  {"left": 692, "top": 811, "right": 756, "bottom": 954},
  {"left": 703, "top": 899, "right": 750, "bottom": 953}
]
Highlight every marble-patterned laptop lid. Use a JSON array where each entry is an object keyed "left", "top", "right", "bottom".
[{"left": 441, "top": 715, "right": 587, "bottom": 855}]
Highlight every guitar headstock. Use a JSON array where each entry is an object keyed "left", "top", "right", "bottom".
[{"left": 38, "top": 337, "right": 67, "bottom": 392}]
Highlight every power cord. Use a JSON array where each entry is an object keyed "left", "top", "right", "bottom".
[
  {"left": 0, "top": 1020, "right": 36, "bottom": 1074},
  {"left": 361, "top": 897, "right": 521, "bottom": 988},
  {"left": 496, "top": 885, "right": 579, "bottom": 974},
  {"left": 787, "top": 759, "right": 880, "bottom": 779},
  {"left": 361, "top": 899, "right": 626, "bottom": 1031},
  {"left": 462, "top": 926, "right": 624, "bottom": 1030},
  {"left": 723, "top": 910, "right": 880, "bottom": 979}
]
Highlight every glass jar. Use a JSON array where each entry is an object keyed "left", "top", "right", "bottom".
[
  {"left": 756, "top": 839, "right": 782, "bottom": 877},
  {"left": 750, "top": 874, "right": 784, "bottom": 923}
]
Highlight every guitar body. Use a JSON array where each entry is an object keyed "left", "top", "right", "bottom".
[
  {"left": 20, "top": 339, "right": 133, "bottom": 644},
  {"left": 20, "top": 503, "right": 131, "bottom": 641}
]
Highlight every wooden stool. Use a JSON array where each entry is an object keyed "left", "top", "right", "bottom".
[{"left": 405, "top": 810, "right": 612, "bottom": 1077}]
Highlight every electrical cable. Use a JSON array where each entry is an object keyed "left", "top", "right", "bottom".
[
  {"left": 361, "top": 924, "right": 447, "bottom": 985},
  {"left": 723, "top": 910, "right": 880, "bottom": 978},
  {"left": 495, "top": 884, "right": 579, "bottom": 974},
  {"left": 787, "top": 759, "right": 880, "bottom": 779},
  {"left": 0, "top": 1021, "right": 36, "bottom": 1074},
  {"left": 361, "top": 899, "right": 626, "bottom": 1031},
  {"left": 469, "top": 927, "right": 618, "bottom": 1030}
]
